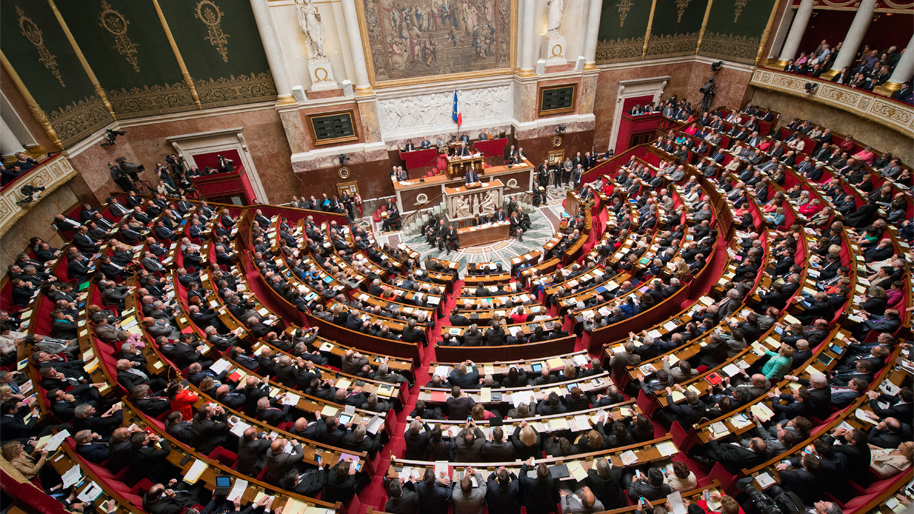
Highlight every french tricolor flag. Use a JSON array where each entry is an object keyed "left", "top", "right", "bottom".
[{"left": 452, "top": 90, "right": 462, "bottom": 127}]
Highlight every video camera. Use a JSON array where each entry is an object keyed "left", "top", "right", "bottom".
[
  {"left": 17, "top": 184, "right": 46, "bottom": 205},
  {"left": 736, "top": 477, "right": 803, "bottom": 514}
]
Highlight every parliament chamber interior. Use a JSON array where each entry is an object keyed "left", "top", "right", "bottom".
[{"left": 0, "top": 1, "right": 913, "bottom": 514}]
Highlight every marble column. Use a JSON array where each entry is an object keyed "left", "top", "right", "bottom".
[
  {"left": 0, "top": 116, "right": 24, "bottom": 161},
  {"left": 777, "top": 0, "right": 814, "bottom": 65},
  {"left": 583, "top": 0, "right": 603, "bottom": 69},
  {"left": 887, "top": 33, "right": 914, "bottom": 85},
  {"left": 829, "top": 0, "right": 878, "bottom": 72},
  {"left": 340, "top": 0, "right": 372, "bottom": 93},
  {"left": 249, "top": 0, "right": 294, "bottom": 103},
  {"left": 520, "top": 0, "right": 536, "bottom": 74}
]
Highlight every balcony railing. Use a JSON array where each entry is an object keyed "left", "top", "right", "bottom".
[
  {"left": 750, "top": 68, "right": 913, "bottom": 137},
  {"left": 0, "top": 154, "right": 77, "bottom": 237}
]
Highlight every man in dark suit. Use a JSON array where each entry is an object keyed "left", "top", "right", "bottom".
[
  {"left": 866, "top": 388, "right": 913, "bottom": 420},
  {"left": 264, "top": 438, "right": 304, "bottom": 486},
  {"left": 74, "top": 430, "right": 109, "bottom": 463},
  {"left": 190, "top": 403, "right": 229, "bottom": 454},
  {"left": 519, "top": 457, "right": 556, "bottom": 514},
  {"left": 384, "top": 478, "right": 419, "bottom": 513},
  {"left": 485, "top": 427, "right": 516, "bottom": 462},
  {"left": 405, "top": 419, "right": 433, "bottom": 460},
  {"left": 703, "top": 437, "right": 768, "bottom": 474},
  {"left": 456, "top": 142, "right": 471, "bottom": 157},
  {"left": 446, "top": 386, "right": 475, "bottom": 420},
  {"left": 465, "top": 167, "right": 480, "bottom": 184},
  {"left": 236, "top": 427, "right": 272, "bottom": 477},
  {"left": 486, "top": 468, "right": 519, "bottom": 514},
  {"left": 73, "top": 403, "right": 123, "bottom": 440}
]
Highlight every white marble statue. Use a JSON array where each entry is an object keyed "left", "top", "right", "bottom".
[
  {"left": 479, "top": 190, "right": 497, "bottom": 214},
  {"left": 546, "top": 0, "right": 564, "bottom": 38},
  {"left": 455, "top": 196, "right": 472, "bottom": 218},
  {"left": 297, "top": 0, "right": 326, "bottom": 60}
]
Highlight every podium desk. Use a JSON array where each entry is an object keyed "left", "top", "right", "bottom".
[
  {"left": 446, "top": 154, "right": 485, "bottom": 179},
  {"left": 457, "top": 221, "right": 510, "bottom": 246},
  {"left": 392, "top": 159, "right": 534, "bottom": 213}
]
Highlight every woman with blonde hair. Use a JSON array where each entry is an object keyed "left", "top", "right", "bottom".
[
  {"left": 2, "top": 441, "right": 48, "bottom": 480},
  {"left": 574, "top": 428, "right": 606, "bottom": 453},
  {"left": 869, "top": 441, "right": 914, "bottom": 478},
  {"left": 508, "top": 402, "right": 530, "bottom": 419},
  {"left": 511, "top": 421, "right": 541, "bottom": 460}
]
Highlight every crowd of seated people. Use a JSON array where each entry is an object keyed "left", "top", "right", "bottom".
[{"left": 781, "top": 39, "right": 911, "bottom": 102}]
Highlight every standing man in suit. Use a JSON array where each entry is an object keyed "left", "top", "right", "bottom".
[
  {"left": 264, "top": 438, "right": 304, "bottom": 486},
  {"left": 447, "top": 386, "right": 475, "bottom": 419},
  {"left": 465, "top": 167, "right": 480, "bottom": 184}
]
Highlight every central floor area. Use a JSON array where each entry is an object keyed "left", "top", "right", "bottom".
[{"left": 373, "top": 184, "right": 577, "bottom": 275}]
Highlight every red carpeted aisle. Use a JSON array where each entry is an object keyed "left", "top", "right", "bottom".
[{"left": 356, "top": 280, "right": 464, "bottom": 511}]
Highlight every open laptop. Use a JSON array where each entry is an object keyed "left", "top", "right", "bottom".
[{"left": 213, "top": 476, "right": 232, "bottom": 496}]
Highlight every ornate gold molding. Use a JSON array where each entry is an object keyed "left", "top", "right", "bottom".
[
  {"left": 695, "top": 0, "right": 714, "bottom": 55},
  {"left": 595, "top": 37, "right": 645, "bottom": 64},
  {"left": 0, "top": 51, "right": 63, "bottom": 151},
  {"left": 194, "top": 71, "right": 277, "bottom": 108},
  {"left": 642, "top": 0, "right": 659, "bottom": 60},
  {"left": 99, "top": 0, "right": 140, "bottom": 73},
  {"left": 755, "top": 0, "right": 781, "bottom": 66},
  {"left": 15, "top": 6, "right": 64, "bottom": 87},
  {"left": 195, "top": 0, "right": 230, "bottom": 63},
  {"left": 646, "top": 32, "right": 701, "bottom": 59},
  {"left": 151, "top": 0, "right": 202, "bottom": 109},
  {"left": 700, "top": 32, "right": 759, "bottom": 65},
  {"left": 106, "top": 81, "right": 196, "bottom": 118},
  {"left": 47, "top": 0, "right": 117, "bottom": 121},
  {"left": 47, "top": 96, "right": 112, "bottom": 148}
]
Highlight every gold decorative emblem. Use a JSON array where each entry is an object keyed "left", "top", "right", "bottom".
[
  {"left": 675, "top": 0, "right": 691, "bottom": 22},
  {"left": 618, "top": 0, "right": 634, "bottom": 27},
  {"left": 314, "top": 67, "right": 331, "bottom": 83},
  {"left": 552, "top": 136, "right": 562, "bottom": 147},
  {"left": 338, "top": 167, "right": 351, "bottom": 179},
  {"left": 734, "top": 0, "right": 749, "bottom": 23},
  {"left": 99, "top": 0, "right": 140, "bottom": 73},
  {"left": 16, "top": 6, "right": 64, "bottom": 87},
  {"left": 551, "top": 44, "right": 563, "bottom": 58},
  {"left": 195, "top": 0, "right": 229, "bottom": 63}
]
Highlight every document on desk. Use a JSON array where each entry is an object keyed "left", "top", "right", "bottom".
[
  {"left": 511, "top": 391, "right": 536, "bottom": 408},
  {"left": 657, "top": 441, "right": 677, "bottom": 457},
  {"left": 61, "top": 464, "right": 82, "bottom": 488},
  {"left": 183, "top": 459, "right": 208, "bottom": 484},
  {"left": 227, "top": 479, "right": 248, "bottom": 502}
]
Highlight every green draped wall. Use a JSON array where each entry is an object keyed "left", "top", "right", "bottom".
[{"left": 2, "top": 0, "right": 275, "bottom": 149}]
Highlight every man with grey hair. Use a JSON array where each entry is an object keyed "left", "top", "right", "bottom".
[
  {"left": 782, "top": 372, "right": 831, "bottom": 417},
  {"left": 343, "top": 423, "right": 380, "bottom": 458},
  {"left": 372, "top": 363, "right": 407, "bottom": 385}
]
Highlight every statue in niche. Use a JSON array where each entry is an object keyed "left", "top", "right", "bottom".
[
  {"left": 455, "top": 195, "right": 472, "bottom": 218},
  {"left": 546, "top": 0, "right": 565, "bottom": 38},
  {"left": 297, "top": 0, "right": 326, "bottom": 60}
]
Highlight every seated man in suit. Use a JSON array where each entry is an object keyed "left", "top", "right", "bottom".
[
  {"left": 420, "top": 136, "right": 432, "bottom": 149},
  {"left": 478, "top": 130, "right": 489, "bottom": 141},
  {"left": 456, "top": 141, "right": 471, "bottom": 157}
]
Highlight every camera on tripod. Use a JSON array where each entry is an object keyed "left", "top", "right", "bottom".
[{"left": 17, "top": 184, "right": 46, "bottom": 205}]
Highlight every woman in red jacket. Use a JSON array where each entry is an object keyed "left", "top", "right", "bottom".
[{"left": 167, "top": 382, "right": 198, "bottom": 420}]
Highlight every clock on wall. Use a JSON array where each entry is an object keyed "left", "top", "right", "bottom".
[
  {"left": 552, "top": 136, "right": 563, "bottom": 147},
  {"left": 338, "top": 167, "right": 351, "bottom": 179}
]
